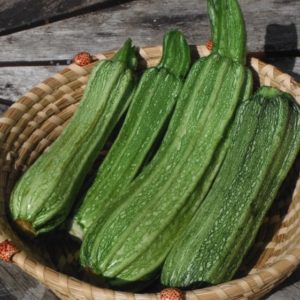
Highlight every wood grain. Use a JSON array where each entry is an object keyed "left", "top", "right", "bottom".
[
  {"left": 0, "top": 66, "right": 61, "bottom": 102},
  {"left": 0, "top": 0, "right": 110, "bottom": 35},
  {"left": 0, "top": 261, "right": 57, "bottom": 300},
  {"left": 0, "top": 0, "right": 298, "bottom": 62}
]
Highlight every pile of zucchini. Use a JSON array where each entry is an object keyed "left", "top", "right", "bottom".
[{"left": 9, "top": 0, "right": 300, "bottom": 290}]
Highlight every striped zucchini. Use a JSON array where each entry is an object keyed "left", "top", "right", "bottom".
[
  {"left": 214, "top": 87, "right": 300, "bottom": 283},
  {"left": 161, "top": 87, "right": 294, "bottom": 287},
  {"left": 9, "top": 40, "right": 137, "bottom": 236},
  {"left": 80, "top": 0, "right": 250, "bottom": 285},
  {"left": 70, "top": 30, "right": 191, "bottom": 239}
]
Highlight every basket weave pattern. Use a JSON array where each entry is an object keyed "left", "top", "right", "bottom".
[{"left": 0, "top": 46, "right": 300, "bottom": 300}]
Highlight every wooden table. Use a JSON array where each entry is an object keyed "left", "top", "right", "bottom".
[{"left": 0, "top": 0, "right": 299, "bottom": 299}]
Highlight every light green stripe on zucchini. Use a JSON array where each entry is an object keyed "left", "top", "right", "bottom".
[
  {"left": 70, "top": 30, "right": 191, "bottom": 239},
  {"left": 215, "top": 88, "right": 300, "bottom": 283},
  {"left": 80, "top": 55, "right": 218, "bottom": 270},
  {"left": 10, "top": 39, "right": 137, "bottom": 235},
  {"left": 80, "top": 56, "right": 248, "bottom": 284},
  {"left": 161, "top": 87, "right": 291, "bottom": 287},
  {"left": 110, "top": 68, "right": 254, "bottom": 283},
  {"left": 80, "top": 0, "right": 250, "bottom": 285}
]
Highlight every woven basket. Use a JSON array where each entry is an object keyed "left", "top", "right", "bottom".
[{"left": 0, "top": 45, "right": 300, "bottom": 300}]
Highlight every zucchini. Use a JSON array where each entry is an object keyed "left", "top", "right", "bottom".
[
  {"left": 161, "top": 87, "right": 293, "bottom": 288},
  {"left": 9, "top": 40, "right": 138, "bottom": 236},
  {"left": 112, "top": 83, "right": 256, "bottom": 285},
  {"left": 70, "top": 30, "right": 191, "bottom": 239},
  {"left": 216, "top": 87, "right": 300, "bottom": 283},
  {"left": 80, "top": 0, "right": 250, "bottom": 285}
]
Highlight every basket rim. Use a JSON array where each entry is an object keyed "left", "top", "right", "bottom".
[{"left": 0, "top": 45, "right": 300, "bottom": 300}]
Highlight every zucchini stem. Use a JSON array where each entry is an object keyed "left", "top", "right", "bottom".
[
  {"left": 16, "top": 219, "right": 36, "bottom": 237},
  {"left": 157, "top": 30, "right": 191, "bottom": 79},
  {"left": 112, "top": 38, "right": 138, "bottom": 71},
  {"left": 208, "top": 0, "right": 246, "bottom": 64}
]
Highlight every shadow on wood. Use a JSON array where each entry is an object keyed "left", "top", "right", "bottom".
[{"left": 264, "top": 23, "right": 300, "bottom": 82}]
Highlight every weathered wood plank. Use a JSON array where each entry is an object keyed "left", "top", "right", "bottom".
[
  {"left": 0, "top": 261, "right": 57, "bottom": 299},
  {"left": 0, "top": 66, "right": 61, "bottom": 102},
  {"left": 0, "top": 58, "right": 298, "bottom": 104},
  {"left": 0, "top": 0, "right": 298, "bottom": 62},
  {"left": 0, "top": 0, "right": 109, "bottom": 35}
]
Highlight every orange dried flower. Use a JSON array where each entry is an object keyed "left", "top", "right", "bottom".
[
  {"left": 160, "top": 288, "right": 183, "bottom": 300},
  {"left": 0, "top": 240, "right": 19, "bottom": 262},
  {"left": 73, "top": 52, "right": 93, "bottom": 66},
  {"left": 206, "top": 39, "right": 213, "bottom": 51}
]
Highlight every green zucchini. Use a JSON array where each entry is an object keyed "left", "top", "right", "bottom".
[
  {"left": 216, "top": 87, "right": 300, "bottom": 283},
  {"left": 80, "top": 0, "right": 249, "bottom": 285},
  {"left": 161, "top": 87, "right": 293, "bottom": 288},
  {"left": 111, "top": 82, "right": 256, "bottom": 285},
  {"left": 70, "top": 30, "right": 190, "bottom": 240},
  {"left": 9, "top": 40, "right": 137, "bottom": 236},
  {"left": 92, "top": 67, "right": 253, "bottom": 287}
]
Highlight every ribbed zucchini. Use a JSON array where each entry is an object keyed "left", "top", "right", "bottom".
[
  {"left": 70, "top": 30, "right": 191, "bottom": 239},
  {"left": 215, "top": 87, "right": 300, "bottom": 283},
  {"left": 161, "top": 87, "right": 297, "bottom": 288},
  {"left": 80, "top": 0, "right": 250, "bottom": 285},
  {"left": 9, "top": 40, "right": 137, "bottom": 236}
]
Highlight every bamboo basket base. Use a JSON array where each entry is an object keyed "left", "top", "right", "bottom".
[{"left": 0, "top": 45, "right": 300, "bottom": 300}]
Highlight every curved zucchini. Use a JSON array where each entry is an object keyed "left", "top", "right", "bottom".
[
  {"left": 9, "top": 40, "right": 137, "bottom": 236},
  {"left": 70, "top": 30, "right": 191, "bottom": 239},
  {"left": 80, "top": 0, "right": 250, "bottom": 285},
  {"left": 161, "top": 87, "right": 291, "bottom": 287}
]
